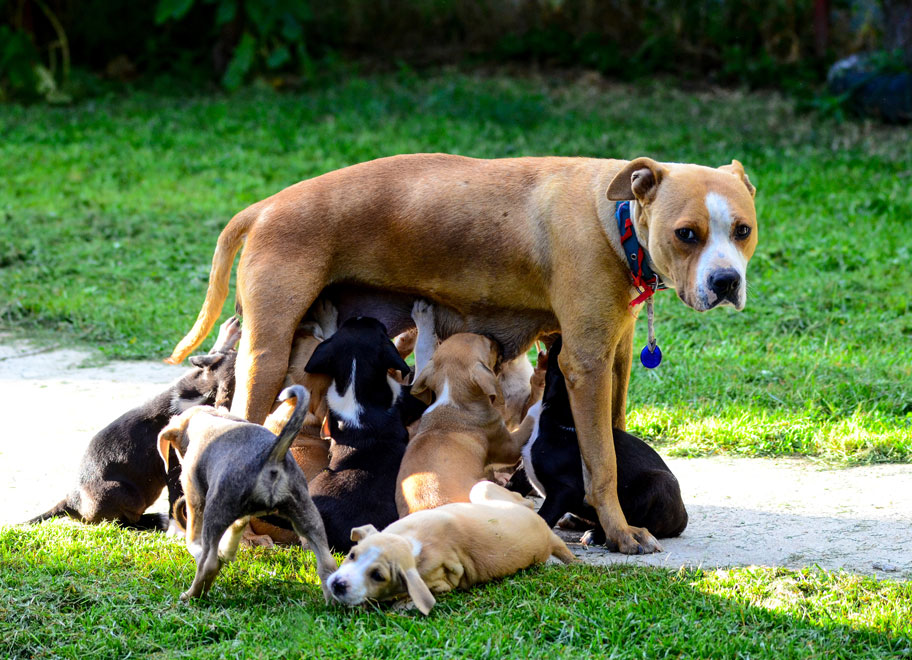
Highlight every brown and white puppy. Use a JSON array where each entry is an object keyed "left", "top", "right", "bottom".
[
  {"left": 409, "top": 299, "right": 540, "bottom": 432},
  {"left": 396, "top": 333, "right": 536, "bottom": 516},
  {"left": 157, "top": 385, "right": 336, "bottom": 601},
  {"left": 328, "top": 481, "right": 576, "bottom": 614},
  {"left": 166, "top": 154, "right": 758, "bottom": 555}
]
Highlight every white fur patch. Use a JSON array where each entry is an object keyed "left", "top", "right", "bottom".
[
  {"left": 170, "top": 393, "right": 208, "bottom": 414},
  {"left": 187, "top": 539, "right": 204, "bottom": 562},
  {"left": 695, "top": 192, "right": 747, "bottom": 309},
  {"left": 423, "top": 379, "right": 452, "bottom": 414},
  {"left": 520, "top": 400, "right": 546, "bottom": 497},
  {"left": 327, "top": 359, "right": 363, "bottom": 429},
  {"left": 328, "top": 546, "right": 382, "bottom": 605},
  {"left": 387, "top": 374, "right": 402, "bottom": 408}
]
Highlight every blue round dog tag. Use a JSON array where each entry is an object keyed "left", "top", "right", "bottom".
[{"left": 640, "top": 344, "right": 662, "bottom": 369}]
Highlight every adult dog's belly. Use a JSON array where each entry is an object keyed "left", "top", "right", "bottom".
[{"left": 322, "top": 282, "right": 558, "bottom": 361}]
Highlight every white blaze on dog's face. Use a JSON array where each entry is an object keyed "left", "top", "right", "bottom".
[
  {"left": 326, "top": 525, "right": 435, "bottom": 614},
  {"left": 608, "top": 158, "right": 758, "bottom": 312}
]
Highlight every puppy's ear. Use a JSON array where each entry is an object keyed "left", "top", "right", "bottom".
[
  {"left": 350, "top": 524, "right": 379, "bottom": 543},
  {"left": 472, "top": 362, "right": 504, "bottom": 407},
  {"left": 304, "top": 338, "right": 335, "bottom": 375},
  {"left": 157, "top": 426, "right": 182, "bottom": 471},
  {"left": 718, "top": 159, "right": 756, "bottom": 198},
  {"left": 189, "top": 353, "right": 224, "bottom": 369},
  {"left": 399, "top": 567, "right": 435, "bottom": 615},
  {"left": 381, "top": 339, "right": 411, "bottom": 380},
  {"left": 606, "top": 157, "right": 668, "bottom": 204},
  {"left": 409, "top": 361, "right": 435, "bottom": 405}
]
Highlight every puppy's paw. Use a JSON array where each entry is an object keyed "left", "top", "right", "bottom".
[
  {"left": 312, "top": 298, "right": 338, "bottom": 337},
  {"left": 411, "top": 299, "right": 435, "bottom": 327},
  {"left": 241, "top": 532, "right": 275, "bottom": 549},
  {"left": 579, "top": 527, "right": 606, "bottom": 546},
  {"left": 211, "top": 316, "right": 242, "bottom": 352}
]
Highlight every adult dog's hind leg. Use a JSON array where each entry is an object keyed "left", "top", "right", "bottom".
[{"left": 231, "top": 267, "right": 327, "bottom": 423}]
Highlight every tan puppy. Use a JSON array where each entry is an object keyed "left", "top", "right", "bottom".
[
  {"left": 396, "top": 333, "right": 535, "bottom": 516},
  {"left": 327, "top": 481, "right": 577, "bottom": 614},
  {"left": 167, "top": 154, "right": 758, "bottom": 555}
]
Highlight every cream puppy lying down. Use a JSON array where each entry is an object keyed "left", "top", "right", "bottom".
[{"left": 326, "top": 481, "right": 577, "bottom": 614}]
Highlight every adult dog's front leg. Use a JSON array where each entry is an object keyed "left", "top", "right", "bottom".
[{"left": 558, "top": 340, "right": 661, "bottom": 555}]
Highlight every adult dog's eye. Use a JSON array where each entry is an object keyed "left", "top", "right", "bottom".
[
  {"left": 675, "top": 228, "right": 698, "bottom": 243},
  {"left": 370, "top": 569, "right": 384, "bottom": 582},
  {"left": 734, "top": 224, "right": 752, "bottom": 239}
]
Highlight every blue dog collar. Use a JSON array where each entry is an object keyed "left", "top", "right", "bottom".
[{"left": 616, "top": 200, "right": 666, "bottom": 368}]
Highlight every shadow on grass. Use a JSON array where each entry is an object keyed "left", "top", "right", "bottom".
[{"left": 0, "top": 522, "right": 910, "bottom": 658}]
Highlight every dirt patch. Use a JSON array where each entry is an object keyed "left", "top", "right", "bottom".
[{"left": 1, "top": 337, "right": 909, "bottom": 579}]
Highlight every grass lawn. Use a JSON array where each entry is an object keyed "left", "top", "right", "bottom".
[
  {"left": 0, "top": 71, "right": 908, "bottom": 463},
  {"left": 1, "top": 71, "right": 910, "bottom": 658},
  {"left": 1, "top": 522, "right": 910, "bottom": 659}
]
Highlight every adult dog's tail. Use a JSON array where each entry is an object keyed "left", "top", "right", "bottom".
[
  {"left": 267, "top": 385, "right": 311, "bottom": 463},
  {"left": 165, "top": 206, "right": 260, "bottom": 364}
]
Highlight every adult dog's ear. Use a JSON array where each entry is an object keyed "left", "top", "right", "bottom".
[
  {"left": 350, "top": 524, "right": 379, "bottom": 543},
  {"left": 409, "top": 361, "right": 435, "bottom": 405},
  {"left": 606, "top": 157, "right": 668, "bottom": 204},
  {"left": 304, "top": 338, "right": 336, "bottom": 376},
  {"left": 472, "top": 362, "right": 504, "bottom": 407},
  {"left": 189, "top": 353, "right": 224, "bottom": 369},
  {"left": 381, "top": 339, "right": 411, "bottom": 381},
  {"left": 399, "top": 567, "right": 436, "bottom": 615},
  {"left": 718, "top": 159, "right": 756, "bottom": 198}
]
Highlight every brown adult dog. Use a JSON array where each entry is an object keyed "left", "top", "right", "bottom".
[
  {"left": 327, "top": 481, "right": 577, "bottom": 614},
  {"left": 396, "top": 333, "right": 535, "bottom": 516},
  {"left": 167, "top": 154, "right": 758, "bottom": 554}
]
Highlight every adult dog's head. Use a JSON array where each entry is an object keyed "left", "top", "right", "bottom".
[{"left": 608, "top": 157, "right": 758, "bottom": 312}]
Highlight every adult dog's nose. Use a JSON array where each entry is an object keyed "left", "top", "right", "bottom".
[
  {"left": 331, "top": 577, "right": 348, "bottom": 597},
  {"left": 709, "top": 269, "right": 741, "bottom": 301}
]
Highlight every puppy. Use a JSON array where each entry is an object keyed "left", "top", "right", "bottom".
[
  {"left": 514, "top": 336, "right": 688, "bottom": 545},
  {"left": 396, "top": 333, "right": 535, "bottom": 516},
  {"left": 25, "top": 317, "right": 240, "bottom": 530},
  {"left": 328, "top": 481, "right": 576, "bottom": 614},
  {"left": 157, "top": 385, "right": 336, "bottom": 601},
  {"left": 409, "top": 299, "right": 541, "bottom": 431},
  {"left": 303, "top": 317, "right": 412, "bottom": 553}
]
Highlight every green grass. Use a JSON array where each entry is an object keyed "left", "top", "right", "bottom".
[
  {"left": 1, "top": 522, "right": 910, "bottom": 659},
  {"left": 0, "top": 72, "right": 910, "bottom": 463}
]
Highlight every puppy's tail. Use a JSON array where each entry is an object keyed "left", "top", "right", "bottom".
[
  {"left": 267, "top": 385, "right": 310, "bottom": 463},
  {"left": 24, "top": 497, "right": 79, "bottom": 525},
  {"left": 165, "top": 205, "right": 260, "bottom": 364}
]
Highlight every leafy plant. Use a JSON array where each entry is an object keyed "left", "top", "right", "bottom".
[
  {"left": 0, "top": 0, "right": 70, "bottom": 102},
  {"left": 155, "top": 0, "right": 312, "bottom": 89}
]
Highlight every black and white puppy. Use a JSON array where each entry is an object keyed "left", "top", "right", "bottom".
[
  {"left": 510, "top": 336, "right": 688, "bottom": 546},
  {"left": 25, "top": 317, "right": 240, "bottom": 531},
  {"left": 304, "top": 316, "right": 413, "bottom": 552}
]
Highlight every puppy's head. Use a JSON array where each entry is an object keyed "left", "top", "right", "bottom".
[
  {"left": 184, "top": 350, "right": 237, "bottom": 409},
  {"left": 607, "top": 157, "right": 758, "bottom": 312},
  {"left": 411, "top": 333, "right": 503, "bottom": 409},
  {"left": 305, "top": 317, "right": 410, "bottom": 412},
  {"left": 326, "top": 524, "right": 436, "bottom": 614}
]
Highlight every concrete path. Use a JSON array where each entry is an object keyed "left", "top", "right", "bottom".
[{"left": 2, "top": 337, "right": 909, "bottom": 579}]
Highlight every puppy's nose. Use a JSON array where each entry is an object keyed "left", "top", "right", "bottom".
[
  {"left": 331, "top": 578, "right": 348, "bottom": 596},
  {"left": 709, "top": 269, "right": 741, "bottom": 300}
]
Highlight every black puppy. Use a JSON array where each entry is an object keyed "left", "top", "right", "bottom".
[
  {"left": 509, "top": 336, "right": 687, "bottom": 546},
  {"left": 25, "top": 317, "right": 240, "bottom": 530},
  {"left": 303, "top": 316, "right": 412, "bottom": 552}
]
